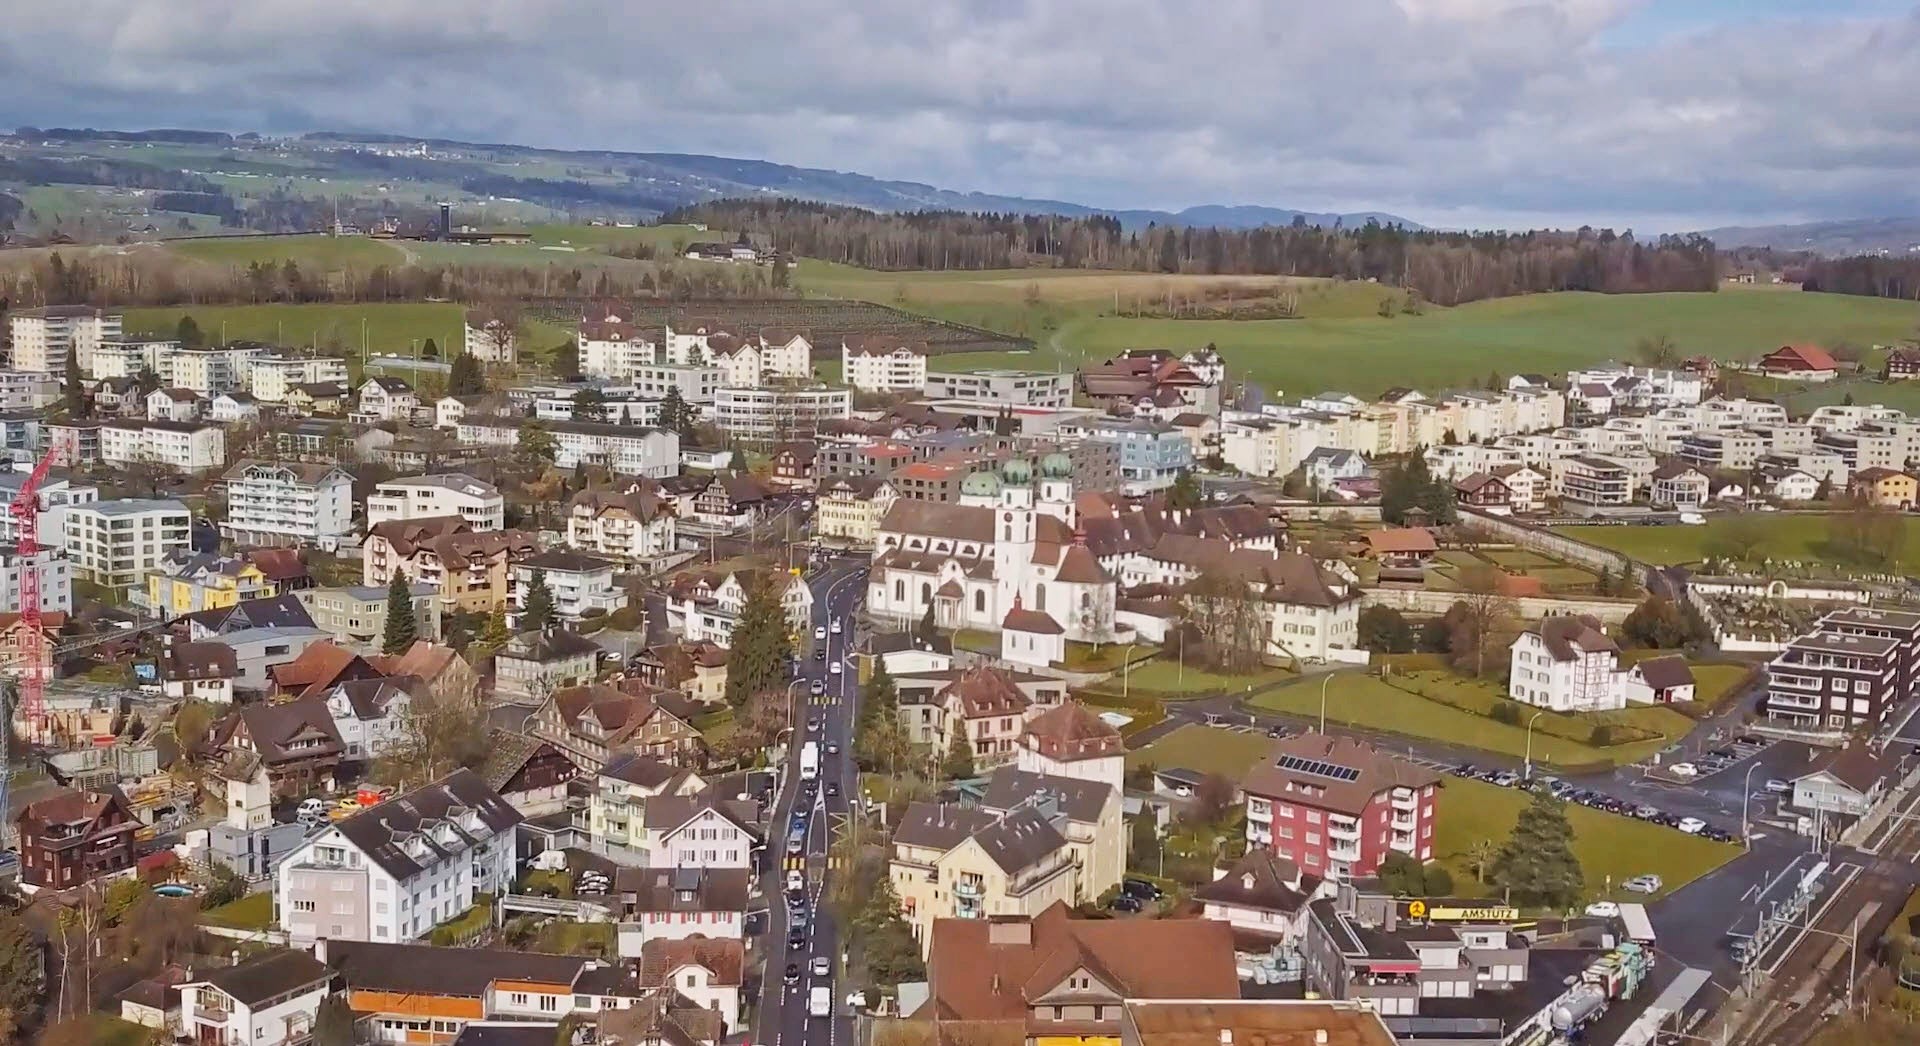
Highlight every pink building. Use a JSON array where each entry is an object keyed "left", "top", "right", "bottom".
[{"left": 1240, "top": 732, "right": 1441, "bottom": 881}]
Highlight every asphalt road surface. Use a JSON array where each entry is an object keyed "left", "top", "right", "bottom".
[{"left": 754, "top": 559, "right": 868, "bottom": 1046}]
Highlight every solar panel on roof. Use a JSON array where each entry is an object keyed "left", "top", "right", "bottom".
[{"left": 1276, "top": 754, "right": 1361, "bottom": 782}]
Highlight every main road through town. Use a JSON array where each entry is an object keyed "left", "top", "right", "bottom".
[{"left": 754, "top": 557, "right": 869, "bottom": 1046}]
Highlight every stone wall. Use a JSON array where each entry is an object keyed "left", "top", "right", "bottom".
[{"left": 1360, "top": 587, "right": 1641, "bottom": 624}]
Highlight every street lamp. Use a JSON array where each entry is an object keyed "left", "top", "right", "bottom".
[
  {"left": 1318, "top": 673, "right": 1334, "bottom": 733},
  {"left": 1523, "top": 711, "right": 1546, "bottom": 780},
  {"left": 1119, "top": 643, "right": 1140, "bottom": 700},
  {"left": 1741, "top": 761, "right": 1762, "bottom": 848}
]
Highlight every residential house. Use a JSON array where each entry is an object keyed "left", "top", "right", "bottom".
[
  {"left": 358, "top": 377, "right": 419, "bottom": 421},
  {"left": 285, "top": 381, "right": 350, "bottom": 415},
  {"left": 376, "top": 641, "right": 480, "bottom": 712},
  {"left": 1361, "top": 528, "right": 1436, "bottom": 569},
  {"left": 1649, "top": 462, "right": 1711, "bottom": 510},
  {"left": 614, "top": 864, "right": 750, "bottom": 955},
  {"left": 295, "top": 582, "right": 442, "bottom": 650},
  {"left": 1194, "top": 848, "right": 1331, "bottom": 952},
  {"left": 368, "top": 473, "right": 505, "bottom": 531},
  {"left": 324, "top": 676, "right": 427, "bottom": 762},
  {"left": 1509, "top": 615, "right": 1626, "bottom": 712},
  {"left": 175, "top": 950, "right": 333, "bottom": 1046},
  {"left": 1242, "top": 731, "right": 1443, "bottom": 883},
  {"left": 666, "top": 568, "right": 814, "bottom": 648},
  {"left": 145, "top": 550, "right": 275, "bottom": 617},
  {"left": 164, "top": 639, "right": 238, "bottom": 704},
  {"left": 769, "top": 441, "right": 816, "bottom": 491},
  {"left": 566, "top": 488, "right": 678, "bottom": 564},
  {"left": 1886, "top": 349, "right": 1920, "bottom": 382},
  {"left": 890, "top": 801, "right": 1075, "bottom": 954},
  {"left": 145, "top": 387, "right": 203, "bottom": 422},
  {"left": 590, "top": 755, "right": 706, "bottom": 861},
  {"left": 932, "top": 665, "right": 1068, "bottom": 771},
  {"left": 533, "top": 682, "right": 704, "bottom": 773},
  {"left": 269, "top": 640, "right": 388, "bottom": 699},
  {"left": 1451, "top": 472, "right": 1513, "bottom": 514},
  {"left": 178, "top": 591, "right": 316, "bottom": 641},
  {"left": 1790, "top": 738, "right": 1890, "bottom": 820},
  {"left": 495, "top": 627, "right": 602, "bottom": 701},
  {"left": 276, "top": 769, "right": 520, "bottom": 943},
  {"left": 629, "top": 642, "right": 730, "bottom": 708},
  {"left": 205, "top": 696, "right": 346, "bottom": 799},
  {"left": 15, "top": 787, "right": 139, "bottom": 889},
  {"left": 639, "top": 792, "right": 762, "bottom": 871},
  {"left": 637, "top": 937, "right": 745, "bottom": 1033},
  {"left": 479, "top": 735, "right": 580, "bottom": 818},
  {"left": 1756, "top": 344, "right": 1840, "bottom": 382},
  {"left": 1759, "top": 465, "right": 1823, "bottom": 503},
  {"left": 1624, "top": 655, "right": 1697, "bottom": 704},
  {"left": 1849, "top": 467, "right": 1917, "bottom": 509},
  {"left": 1016, "top": 701, "right": 1125, "bottom": 792},
  {"left": 1302, "top": 448, "right": 1367, "bottom": 491},
  {"left": 691, "top": 475, "right": 770, "bottom": 530},
  {"left": 205, "top": 625, "right": 333, "bottom": 693},
  {"left": 815, "top": 475, "right": 898, "bottom": 545},
  {"left": 0, "top": 612, "right": 62, "bottom": 688},
  {"left": 363, "top": 517, "right": 538, "bottom": 615},
  {"left": 512, "top": 551, "right": 627, "bottom": 626},
  {"left": 210, "top": 391, "right": 262, "bottom": 424}
]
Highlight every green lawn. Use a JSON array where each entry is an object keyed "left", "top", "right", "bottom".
[
  {"left": 1434, "top": 777, "right": 1739, "bottom": 903},
  {"left": 1248, "top": 673, "right": 1688, "bottom": 768},
  {"left": 532, "top": 920, "right": 616, "bottom": 956},
  {"left": 1689, "top": 663, "right": 1755, "bottom": 710},
  {"left": 73, "top": 1015, "right": 158, "bottom": 1046},
  {"left": 125, "top": 302, "right": 469, "bottom": 358},
  {"left": 1102, "top": 659, "right": 1295, "bottom": 696},
  {"left": 1557, "top": 514, "right": 1920, "bottom": 569},
  {"left": 168, "top": 233, "right": 408, "bottom": 271},
  {"left": 201, "top": 890, "right": 273, "bottom": 930},
  {"left": 1124, "top": 724, "right": 1276, "bottom": 777}
]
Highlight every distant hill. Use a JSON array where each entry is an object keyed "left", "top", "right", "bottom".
[{"left": 1698, "top": 217, "right": 1920, "bottom": 256}]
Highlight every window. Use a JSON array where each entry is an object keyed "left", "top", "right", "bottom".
[{"left": 538, "top": 995, "right": 558, "bottom": 1012}]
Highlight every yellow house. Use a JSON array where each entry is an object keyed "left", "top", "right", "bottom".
[
  {"left": 816, "top": 475, "right": 898, "bottom": 545},
  {"left": 1850, "top": 467, "right": 1917, "bottom": 509},
  {"left": 146, "top": 552, "right": 275, "bottom": 616},
  {"left": 890, "top": 767, "right": 1123, "bottom": 956},
  {"left": 588, "top": 754, "right": 704, "bottom": 861}
]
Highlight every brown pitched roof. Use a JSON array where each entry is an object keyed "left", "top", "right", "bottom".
[
  {"left": 1123, "top": 1001, "right": 1396, "bottom": 1046},
  {"left": 926, "top": 902, "right": 1239, "bottom": 1024},
  {"left": 877, "top": 500, "right": 997, "bottom": 544},
  {"left": 1800, "top": 737, "right": 1888, "bottom": 795},
  {"left": 1191, "top": 849, "right": 1319, "bottom": 918},
  {"left": 941, "top": 666, "right": 1033, "bottom": 718},
  {"left": 1632, "top": 654, "right": 1695, "bottom": 690},
  {"left": 15, "top": 787, "right": 132, "bottom": 833},
  {"left": 1530, "top": 614, "right": 1618, "bottom": 661},
  {"left": 613, "top": 865, "right": 751, "bottom": 914},
  {"left": 168, "top": 640, "right": 237, "bottom": 681},
  {"left": 1054, "top": 544, "right": 1109, "bottom": 584},
  {"left": 1240, "top": 732, "right": 1441, "bottom": 818},
  {"left": 366, "top": 515, "right": 470, "bottom": 556},
  {"left": 245, "top": 547, "right": 309, "bottom": 582},
  {"left": 638, "top": 936, "right": 744, "bottom": 988},
  {"left": 1001, "top": 605, "right": 1064, "bottom": 635},
  {"left": 269, "top": 640, "right": 381, "bottom": 698},
  {"left": 1764, "top": 343, "right": 1839, "bottom": 371},
  {"left": 1022, "top": 703, "right": 1124, "bottom": 763},
  {"left": 212, "top": 696, "right": 344, "bottom": 766}
]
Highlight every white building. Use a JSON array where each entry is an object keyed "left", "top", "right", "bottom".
[
  {"left": 842, "top": 338, "right": 928, "bottom": 392},
  {"left": 247, "top": 354, "right": 351, "bottom": 403},
  {"left": 0, "top": 371, "right": 58, "bottom": 412},
  {"left": 456, "top": 416, "right": 680, "bottom": 476},
  {"left": 1508, "top": 615, "right": 1629, "bottom": 712},
  {"left": 567, "top": 489, "right": 679, "bottom": 563},
  {"left": 0, "top": 547, "right": 73, "bottom": 614},
  {"left": 145, "top": 387, "right": 204, "bottom": 422},
  {"left": 8, "top": 305, "right": 120, "bottom": 375},
  {"left": 367, "top": 474, "right": 505, "bottom": 531},
  {"left": 631, "top": 364, "right": 724, "bottom": 404},
  {"left": 1565, "top": 364, "right": 1706, "bottom": 410},
  {"left": 462, "top": 310, "right": 517, "bottom": 364},
  {"left": 210, "top": 392, "right": 263, "bottom": 424},
  {"left": 324, "top": 677, "right": 421, "bottom": 762},
  {"left": 924, "top": 369, "right": 1073, "bottom": 407},
  {"left": 579, "top": 311, "right": 657, "bottom": 382},
  {"left": 666, "top": 568, "right": 814, "bottom": 647},
  {"left": 0, "top": 474, "right": 98, "bottom": 549},
  {"left": 512, "top": 551, "right": 627, "bottom": 625},
  {"left": 164, "top": 345, "right": 259, "bottom": 394},
  {"left": 101, "top": 420, "right": 226, "bottom": 472},
  {"left": 275, "top": 769, "right": 520, "bottom": 944},
  {"left": 223, "top": 460, "right": 356, "bottom": 549},
  {"left": 710, "top": 385, "right": 851, "bottom": 443},
  {"left": 88, "top": 337, "right": 171, "bottom": 380},
  {"left": 176, "top": 950, "right": 332, "bottom": 1046},
  {"left": 62, "top": 499, "right": 192, "bottom": 590},
  {"left": 358, "top": 377, "right": 419, "bottom": 421}
]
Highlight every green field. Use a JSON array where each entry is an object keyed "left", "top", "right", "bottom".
[
  {"left": 125, "top": 302, "right": 470, "bottom": 357},
  {"left": 1123, "top": 724, "right": 1276, "bottom": 777},
  {"left": 1556, "top": 514, "right": 1920, "bottom": 568},
  {"left": 1434, "top": 777, "right": 1739, "bottom": 903},
  {"left": 797, "top": 260, "right": 1920, "bottom": 398},
  {"left": 201, "top": 889, "right": 273, "bottom": 930},
  {"left": 168, "top": 233, "right": 408, "bottom": 271}
]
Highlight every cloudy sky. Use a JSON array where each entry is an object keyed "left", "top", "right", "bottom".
[{"left": 3, "top": 0, "right": 1918, "bottom": 230}]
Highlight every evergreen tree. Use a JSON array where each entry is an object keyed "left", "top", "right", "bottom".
[
  {"left": 1492, "top": 790, "right": 1583, "bottom": 908},
  {"left": 175, "top": 314, "right": 206, "bottom": 349},
  {"left": 421, "top": 337, "right": 439, "bottom": 359},
  {"left": 573, "top": 387, "right": 608, "bottom": 423},
  {"left": 918, "top": 602, "right": 937, "bottom": 645},
  {"left": 659, "top": 386, "right": 694, "bottom": 437},
  {"left": 134, "top": 364, "right": 162, "bottom": 396},
  {"left": 1166, "top": 469, "right": 1203, "bottom": 510},
  {"left": 382, "top": 572, "right": 419, "bottom": 654},
  {"left": 448, "top": 351, "right": 486, "bottom": 395},
  {"left": 552, "top": 339, "right": 582, "bottom": 380},
  {"left": 475, "top": 608, "right": 511, "bottom": 656},
  {"left": 0, "top": 912, "right": 42, "bottom": 1025},
  {"left": 855, "top": 877, "right": 926, "bottom": 986},
  {"left": 942, "top": 729, "right": 976, "bottom": 780},
  {"left": 314, "top": 995, "right": 356, "bottom": 1046},
  {"left": 61, "top": 343, "right": 85, "bottom": 417},
  {"left": 516, "top": 421, "right": 559, "bottom": 472},
  {"left": 523, "top": 569, "right": 556, "bottom": 631},
  {"left": 723, "top": 572, "right": 796, "bottom": 708}
]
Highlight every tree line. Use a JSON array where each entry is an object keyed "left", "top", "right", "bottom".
[
  {"left": 669, "top": 199, "right": 1721, "bottom": 306},
  {"left": 1800, "top": 254, "right": 1920, "bottom": 301}
]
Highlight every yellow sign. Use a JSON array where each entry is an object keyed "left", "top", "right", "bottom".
[
  {"left": 1428, "top": 905, "right": 1520, "bottom": 921},
  {"left": 1407, "top": 901, "right": 1427, "bottom": 919}
]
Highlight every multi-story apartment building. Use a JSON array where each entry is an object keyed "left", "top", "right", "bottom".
[
  {"left": 145, "top": 550, "right": 275, "bottom": 616},
  {"left": 841, "top": 337, "right": 928, "bottom": 392},
  {"left": 566, "top": 489, "right": 678, "bottom": 563},
  {"left": 101, "top": 419, "right": 226, "bottom": 472},
  {"left": 296, "top": 582, "right": 442, "bottom": 650},
  {"left": 1056, "top": 417, "right": 1194, "bottom": 495},
  {"left": 532, "top": 681, "right": 704, "bottom": 773},
  {"left": 1814, "top": 429, "right": 1903, "bottom": 472},
  {"left": 63, "top": 498, "right": 192, "bottom": 591},
  {"left": 246, "top": 353, "right": 351, "bottom": 403},
  {"left": 664, "top": 567, "right": 813, "bottom": 647},
  {"left": 276, "top": 769, "right": 521, "bottom": 943},
  {"left": 1820, "top": 606, "right": 1920, "bottom": 702},
  {"left": 222, "top": 460, "right": 356, "bottom": 549},
  {"left": 588, "top": 754, "right": 706, "bottom": 862},
  {"left": 1242, "top": 732, "right": 1440, "bottom": 882},
  {"left": 1765, "top": 628, "right": 1902, "bottom": 731},
  {"left": 456, "top": 416, "right": 680, "bottom": 476},
  {"left": 1508, "top": 614, "right": 1627, "bottom": 712},
  {"left": 0, "top": 371, "right": 57, "bottom": 413},
  {"left": 9, "top": 305, "right": 120, "bottom": 375},
  {"left": 1648, "top": 462, "right": 1711, "bottom": 510},
  {"left": 86, "top": 337, "right": 171, "bottom": 380},
  {"left": 1678, "top": 430, "right": 1766, "bottom": 471},
  {"left": 494, "top": 626, "right": 601, "bottom": 701},
  {"left": 363, "top": 518, "right": 537, "bottom": 615},
  {"left": 578, "top": 314, "right": 656, "bottom": 382},
  {"left": 511, "top": 551, "right": 627, "bottom": 625},
  {"left": 924, "top": 369, "right": 1073, "bottom": 407},
  {"left": 0, "top": 546, "right": 73, "bottom": 615},
  {"left": 630, "top": 363, "right": 724, "bottom": 404},
  {"left": 164, "top": 345, "right": 259, "bottom": 394},
  {"left": 462, "top": 310, "right": 516, "bottom": 364},
  {"left": 367, "top": 473, "right": 505, "bottom": 531},
  {"left": 1554, "top": 455, "right": 1634, "bottom": 506},
  {"left": 816, "top": 475, "right": 899, "bottom": 544},
  {"left": 710, "top": 385, "right": 851, "bottom": 443},
  {"left": 891, "top": 767, "right": 1122, "bottom": 954}
]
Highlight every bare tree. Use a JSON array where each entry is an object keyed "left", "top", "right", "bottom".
[
  {"left": 1179, "top": 568, "right": 1267, "bottom": 674},
  {"left": 1452, "top": 565, "right": 1519, "bottom": 678}
]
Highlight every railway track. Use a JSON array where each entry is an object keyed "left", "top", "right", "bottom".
[{"left": 1719, "top": 814, "right": 1920, "bottom": 1045}]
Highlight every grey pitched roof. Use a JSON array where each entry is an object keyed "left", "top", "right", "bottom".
[
  {"left": 893, "top": 802, "right": 997, "bottom": 852},
  {"left": 1632, "top": 655, "right": 1695, "bottom": 690},
  {"left": 1191, "top": 849, "right": 1319, "bottom": 916},
  {"left": 969, "top": 807, "right": 1069, "bottom": 875},
  {"left": 195, "top": 950, "right": 331, "bottom": 1007},
  {"left": 613, "top": 865, "right": 751, "bottom": 914},
  {"left": 331, "top": 768, "right": 523, "bottom": 881},
  {"left": 980, "top": 767, "right": 1114, "bottom": 824},
  {"left": 640, "top": 794, "right": 763, "bottom": 841}
]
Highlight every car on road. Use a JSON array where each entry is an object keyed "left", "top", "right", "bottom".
[
  {"left": 787, "top": 833, "right": 805, "bottom": 856},
  {"left": 826, "top": 743, "right": 839, "bottom": 755},
  {"left": 1667, "top": 763, "right": 1698, "bottom": 778},
  {"left": 826, "top": 781, "right": 839, "bottom": 797},
  {"left": 788, "top": 929, "right": 806, "bottom": 950},
  {"left": 815, "top": 627, "right": 827, "bottom": 640},
  {"left": 807, "top": 716, "right": 821, "bottom": 734},
  {"left": 1266, "top": 726, "right": 1286, "bottom": 738},
  {"left": 815, "top": 647, "right": 825, "bottom": 659},
  {"left": 1623, "top": 874, "right": 1663, "bottom": 894},
  {"left": 787, "top": 869, "right": 805, "bottom": 893},
  {"left": 1584, "top": 901, "right": 1621, "bottom": 918},
  {"left": 831, "top": 621, "right": 842, "bottom": 635},
  {"left": 811, "top": 956, "right": 831, "bottom": 977},
  {"left": 1677, "top": 817, "right": 1707, "bottom": 834},
  {"left": 1764, "top": 779, "right": 1791, "bottom": 795},
  {"left": 829, "top": 662, "right": 842, "bottom": 675},
  {"left": 785, "top": 963, "right": 801, "bottom": 984},
  {"left": 810, "top": 679, "right": 825, "bottom": 695}
]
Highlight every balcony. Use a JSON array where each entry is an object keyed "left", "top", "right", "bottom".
[
  {"left": 1328, "top": 841, "right": 1362, "bottom": 863},
  {"left": 1391, "top": 812, "right": 1417, "bottom": 832},
  {"left": 1327, "top": 819, "right": 1361, "bottom": 842},
  {"left": 952, "top": 879, "right": 984, "bottom": 899},
  {"left": 1391, "top": 789, "right": 1418, "bottom": 812}
]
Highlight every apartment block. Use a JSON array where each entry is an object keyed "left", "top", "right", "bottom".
[
  {"left": 62, "top": 499, "right": 193, "bottom": 591},
  {"left": 710, "top": 385, "right": 851, "bottom": 443},
  {"left": 367, "top": 473, "right": 505, "bottom": 531},
  {"left": 1242, "top": 732, "right": 1440, "bottom": 881},
  {"left": 1553, "top": 456, "right": 1634, "bottom": 506},
  {"left": 630, "top": 364, "right": 724, "bottom": 404},
  {"left": 842, "top": 337, "right": 928, "bottom": 392},
  {"left": 223, "top": 460, "right": 356, "bottom": 549},
  {"left": 101, "top": 420, "right": 226, "bottom": 472},
  {"left": 924, "top": 369, "right": 1072, "bottom": 407},
  {"left": 456, "top": 416, "right": 680, "bottom": 476},
  {"left": 1677, "top": 430, "right": 1765, "bottom": 471},
  {"left": 247, "top": 353, "right": 351, "bottom": 403},
  {"left": 9, "top": 305, "right": 120, "bottom": 375},
  {"left": 1765, "top": 629, "right": 1901, "bottom": 731},
  {"left": 0, "top": 546, "right": 73, "bottom": 614}
]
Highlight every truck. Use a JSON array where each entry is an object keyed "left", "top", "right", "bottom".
[
  {"left": 809, "top": 985, "right": 832, "bottom": 1019},
  {"left": 800, "top": 741, "right": 820, "bottom": 781}
]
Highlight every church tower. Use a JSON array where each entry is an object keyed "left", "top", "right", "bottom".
[
  {"left": 994, "top": 457, "right": 1038, "bottom": 618},
  {"left": 1036, "top": 451, "right": 1076, "bottom": 529}
]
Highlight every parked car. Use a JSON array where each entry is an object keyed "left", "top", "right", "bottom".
[
  {"left": 1624, "top": 874, "right": 1663, "bottom": 894},
  {"left": 1677, "top": 817, "right": 1707, "bottom": 834},
  {"left": 1633, "top": 805, "right": 1659, "bottom": 820},
  {"left": 1123, "top": 878, "right": 1163, "bottom": 900},
  {"left": 785, "top": 963, "right": 801, "bottom": 984},
  {"left": 1584, "top": 901, "right": 1621, "bottom": 918},
  {"left": 811, "top": 956, "right": 831, "bottom": 977},
  {"left": 1764, "top": 779, "right": 1791, "bottom": 795},
  {"left": 1668, "top": 763, "right": 1699, "bottom": 778},
  {"left": 1110, "top": 894, "right": 1143, "bottom": 913}
]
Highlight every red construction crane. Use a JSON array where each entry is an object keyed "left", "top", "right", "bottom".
[{"left": 9, "top": 435, "right": 70, "bottom": 743}]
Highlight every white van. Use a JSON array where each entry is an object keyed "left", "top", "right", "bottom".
[
  {"left": 809, "top": 985, "right": 832, "bottom": 1019},
  {"left": 297, "top": 797, "right": 326, "bottom": 822}
]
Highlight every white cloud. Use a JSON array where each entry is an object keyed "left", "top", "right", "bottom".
[{"left": 0, "top": 0, "right": 1915, "bottom": 227}]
